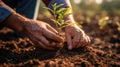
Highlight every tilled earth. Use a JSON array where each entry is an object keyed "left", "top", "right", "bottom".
[{"left": 0, "top": 23, "right": 120, "bottom": 67}]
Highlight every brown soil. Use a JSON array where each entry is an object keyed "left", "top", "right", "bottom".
[{"left": 0, "top": 22, "right": 120, "bottom": 67}]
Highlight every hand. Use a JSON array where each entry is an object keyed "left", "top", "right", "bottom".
[
  {"left": 65, "top": 24, "right": 91, "bottom": 50},
  {"left": 23, "top": 20, "right": 64, "bottom": 50},
  {"left": 1, "top": 2, "right": 64, "bottom": 50},
  {"left": 4, "top": 12, "right": 64, "bottom": 50}
]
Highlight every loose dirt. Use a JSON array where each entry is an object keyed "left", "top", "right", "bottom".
[{"left": 0, "top": 22, "right": 120, "bottom": 67}]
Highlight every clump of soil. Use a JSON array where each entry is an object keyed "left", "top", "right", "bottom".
[{"left": 0, "top": 21, "right": 120, "bottom": 67}]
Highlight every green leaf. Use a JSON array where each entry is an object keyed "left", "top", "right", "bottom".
[
  {"left": 52, "top": 3, "right": 57, "bottom": 10},
  {"left": 44, "top": 3, "right": 73, "bottom": 33},
  {"left": 63, "top": 7, "right": 71, "bottom": 16},
  {"left": 76, "top": 22, "right": 83, "bottom": 28},
  {"left": 57, "top": 8, "right": 66, "bottom": 14},
  {"left": 43, "top": 7, "right": 53, "bottom": 13},
  {"left": 56, "top": 4, "right": 64, "bottom": 9}
]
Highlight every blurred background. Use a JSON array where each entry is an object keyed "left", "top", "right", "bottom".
[
  {"left": 38, "top": 0, "right": 120, "bottom": 17},
  {"left": 38, "top": 0, "right": 120, "bottom": 31}
]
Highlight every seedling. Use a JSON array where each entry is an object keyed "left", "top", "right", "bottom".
[
  {"left": 116, "top": 22, "right": 120, "bottom": 31},
  {"left": 98, "top": 16, "right": 110, "bottom": 29},
  {"left": 98, "top": 16, "right": 120, "bottom": 32},
  {"left": 44, "top": 3, "right": 73, "bottom": 35}
]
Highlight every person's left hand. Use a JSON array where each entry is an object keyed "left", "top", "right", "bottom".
[{"left": 65, "top": 24, "right": 91, "bottom": 50}]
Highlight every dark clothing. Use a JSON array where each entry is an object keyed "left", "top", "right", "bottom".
[{"left": 0, "top": 0, "right": 69, "bottom": 24}]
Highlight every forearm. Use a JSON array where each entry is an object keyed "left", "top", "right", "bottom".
[
  {"left": 0, "top": 2, "right": 15, "bottom": 13},
  {"left": 4, "top": 13, "right": 29, "bottom": 33},
  {"left": 0, "top": 2, "right": 13, "bottom": 23},
  {"left": 0, "top": 2, "right": 28, "bottom": 32}
]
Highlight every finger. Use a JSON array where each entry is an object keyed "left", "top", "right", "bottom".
[
  {"left": 46, "top": 24, "right": 58, "bottom": 34},
  {"left": 50, "top": 42, "right": 56, "bottom": 47},
  {"left": 76, "top": 36, "right": 84, "bottom": 48},
  {"left": 66, "top": 33, "right": 73, "bottom": 50},
  {"left": 56, "top": 43, "right": 64, "bottom": 48},
  {"left": 81, "top": 40, "right": 87, "bottom": 47},
  {"left": 35, "top": 35, "right": 56, "bottom": 50},
  {"left": 80, "top": 36, "right": 87, "bottom": 47},
  {"left": 77, "top": 41, "right": 83, "bottom": 48},
  {"left": 86, "top": 35, "right": 91, "bottom": 44},
  {"left": 43, "top": 29, "right": 64, "bottom": 43},
  {"left": 73, "top": 34, "right": 81, "bottom": 48},
  {"left": 50, "top": 41, "right": 64, "bottom": 48},
  {"left": 25, "top": 32, "right": 38, "bottom": 46},
  {"left": 26, "top": 32, "right": 55, "bottom": 50},
  {"left": 38, "top": 41, "right": 55, "bottom": 50},
  {"left": 80, "top": 35, "right": 90, "bottom": 47},
  {"left": 34, "top": 33, "right": 49, "bottom": 46},
  {"left": 82, "top": 36, "right": 91, "bottom": 47}
]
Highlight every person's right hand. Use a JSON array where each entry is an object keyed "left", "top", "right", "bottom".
[
  {"left": 0, "top": 2, "right": 64, "bottom": 50},
  {"left": 22, "top": 20, "right": 64, "bottom": 50}
]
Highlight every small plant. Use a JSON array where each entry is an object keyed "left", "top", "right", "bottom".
[
  {"left": 116, "top": 22, "right": 120, "bottom": 31},
  {"left": 98, "top": 16, "right": 120, "bottom": 32},
  {"left": 98, "top": 16, "right": 110, "bottom": 29},
  {"left": 44, "top": 3, "right": 83, "bottom": 49},
  {"left": 44, "top": 3, "right": 73, "bottom": 35}
]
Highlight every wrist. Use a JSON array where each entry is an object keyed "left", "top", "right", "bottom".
[
  {"left": 64, "top": 14, "right": 78, "bottom": 27},
  {"left": 64, "top": 14, "right": 75, "bottom": 23}
]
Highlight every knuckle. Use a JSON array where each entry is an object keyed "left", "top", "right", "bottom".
[{"left": 88, "top": 38, "right": 91, "bottom": 43}]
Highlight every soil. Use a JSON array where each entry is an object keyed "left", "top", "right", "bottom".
[{"left": 0, "top": 22, "right": 120, "bottom": 67}]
